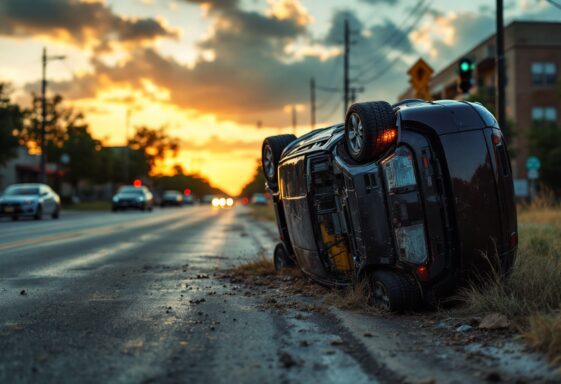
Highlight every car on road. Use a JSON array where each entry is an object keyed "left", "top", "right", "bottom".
[
  {"left": 160, "top": 190, "right": 183, "bottom": 207},
  {"left": 211, "top": 196, "right": 234, "bottom": 208},
  {"left": 0, "top": 183, "right": 61, "bottom": 220},
  {"left": 112, "top": 185, "right": 154, "bottom": 212},
  {"left": 262, "top": 99, "right": 517, "bottom": 311},
  {"left": 251, "top": 193, "right": 268, "bottom": 205}
]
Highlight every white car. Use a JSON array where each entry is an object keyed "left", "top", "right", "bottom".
[{"left": 0, "top": 183, "right": 61, "bottom": 220}]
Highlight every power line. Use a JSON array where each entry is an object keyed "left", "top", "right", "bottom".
[
  {"left": 352, "top": 0, "right": 428, "bottom": 74},
  {"left": 355, "top": 2, "right": 432, "bottom": 85}
]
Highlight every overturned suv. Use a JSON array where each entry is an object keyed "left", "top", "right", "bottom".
[{"left": 262, "top": 100, "right": 517, "bottom": 311}]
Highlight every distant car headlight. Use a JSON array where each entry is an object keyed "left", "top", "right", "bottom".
[
  {"left": 212, "top": 198, "right": 220, "bottom": 207},
  {"left": 394, "top": 223, "right": 428, "bottom": 264},
  {"left": 219, "top": 197, "right": 226, "bottom": 207},
  {"left": 226, "top": 198, "right": 234, "bottom": 207}
]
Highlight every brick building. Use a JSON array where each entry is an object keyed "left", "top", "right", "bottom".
[{"left": 398, "top": 21, "right": 561, "bottom": 179}]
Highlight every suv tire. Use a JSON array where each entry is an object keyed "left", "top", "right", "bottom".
[
  {"left": 370, "top": 270, "right": 420, "bottom": 312},
  {"left": 344, "top": 101, "right": 395, "bottom": 163},
  {"left": 262, "top": 134, "right": 297, "bottom": 191}
]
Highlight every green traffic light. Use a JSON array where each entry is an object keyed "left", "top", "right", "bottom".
[{"left": 460, "top": 61, "right": 470, "bottom": 72}]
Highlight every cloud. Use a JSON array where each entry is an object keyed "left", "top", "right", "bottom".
[
  {"left": 410, "top": 10, "right": 495, "bottom": 68},
  {"left": 0, "top": 0, "right": 178, "bottom": 50}
]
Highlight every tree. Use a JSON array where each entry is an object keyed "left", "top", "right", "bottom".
[
  {"left": 528, "top": 121, "right": 561, "bottom": 193},
  {"left": 154, "top": 166, "right": 224, "bottom": 197},
  {"left": 61, "top": 125, "right": 102, "bottom": 189},
  {"left": 128, "top": 126, "right": 179, "bottom": 174},
  {"left": 19, "top": 93, "right": 86, "bottom": 163},
  {"left": 0, "top": 83, "right": 23, "bottom": 166}
]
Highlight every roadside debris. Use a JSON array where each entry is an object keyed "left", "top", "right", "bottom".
[{"left": 479, "top": 313, "right": 510, "bottom": 330}]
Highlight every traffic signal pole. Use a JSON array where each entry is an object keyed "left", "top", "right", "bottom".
[{"left": 496, "top": 0, "right": 506, "bottom": 130}]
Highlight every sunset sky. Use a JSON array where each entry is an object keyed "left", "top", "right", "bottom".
[{"left": 0, "top": 0, "right": 558, "bottom": 195}]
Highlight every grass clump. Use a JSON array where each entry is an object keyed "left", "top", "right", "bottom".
[
  {"left": 230, "top": 255, "right": 276, "bottom": 277},
  {"left": 525, "top": 312, "right": 561, "bottom": 365},
  {"left": 460, "top": 197, "right": 561, "bottom": 364}
]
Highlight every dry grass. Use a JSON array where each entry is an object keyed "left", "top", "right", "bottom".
[
  {"left": 229, "top": 255, "right": 276, "bottom": 277},
  {"left": 324, "top": 279, "right": 379, "bottom": 313},
  {"left": 525, "top": 312, "right": 561, "bottom": 365},
  {"left": 250, "top": 204, "right": 276, "bottom": 222},
  {"left": 459, "top": 195, "right": 561, "bottom": 364},
  {"left": 518, "top": 192, "right": 561, "bottom": 225}
]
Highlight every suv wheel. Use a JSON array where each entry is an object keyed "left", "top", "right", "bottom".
[
  {"left": 344, "top": 101, "right": 395, "bottom": 163},
  {"left": 273, "top": 242, "right": 295, "bottom": 272},
  {"left": 262, "top": 135, "right": 297, "bottom": 191},
  {"left": 370, "top": 270, "right": 420, "bottom": 312}
]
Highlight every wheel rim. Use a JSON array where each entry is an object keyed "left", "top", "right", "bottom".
[
  {"left": 263, "top": 145, "right": 275, "bottom": 180},
  {"left": 373, "top": 281, "right": 391, "bottom": 310},
  {"left": 347, "top": 113, "right": 364, "bottom": 155}
]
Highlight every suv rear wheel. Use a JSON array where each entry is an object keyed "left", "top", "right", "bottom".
[
  {"left": 262, "top": 134, "right": 297, "bottom": 191},
  {"left": 344, "top": 101, "right": 395, "bottom": 163},
  {"left": 370, "top": 270, "right": 420, "bottom": 312}
]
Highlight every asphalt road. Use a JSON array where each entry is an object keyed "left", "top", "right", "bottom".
[{"left": 0, "top": 207, "right": 558, "bottom": 384}]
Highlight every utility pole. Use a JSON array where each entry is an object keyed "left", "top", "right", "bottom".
[
  {"left": 310, "top": 77, "right": 316, "bottom": 130},
  {"left": 291, "top": 105, "right": 297, "bottom": 135},
  {"left": 350, "top": 86, "right": 364, "bottom": 104},
  {"left": 343, "top": 18, "right": 350, "bottom": 118},
  {"left": 496, "top": 0, "right": 506, "bottom": 131},
  {"left": 39, "top": 47, "right": 65, "bottom": 184}
]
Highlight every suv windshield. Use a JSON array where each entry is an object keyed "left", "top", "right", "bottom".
[{"left": 5, "top": 187, "right": 40, "bottom": 196}]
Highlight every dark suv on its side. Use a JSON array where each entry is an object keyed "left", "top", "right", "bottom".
[{"left": 262, "top": 99, "right": 517, "bottom": 311}]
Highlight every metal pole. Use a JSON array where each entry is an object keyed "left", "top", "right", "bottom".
[
  {"left": 343, "top": 18, "right": 350, "bottom": 118},
  {"left": 310, "top": 77, "right": 316, "bottom": 130},
  {"left": 496, "top": 0, "right": 506, "bottom": 131},
  {"left": 40, "top": 47, "right": 47, "bottom": 184}
]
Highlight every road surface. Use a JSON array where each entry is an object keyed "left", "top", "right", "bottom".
[{"left": 0, "top": 207, "right": 558, "bottom": 383}]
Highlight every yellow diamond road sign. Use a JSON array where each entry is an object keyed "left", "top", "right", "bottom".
[{"left": 407, "top": 58, "right": 433, "bottom": 100}]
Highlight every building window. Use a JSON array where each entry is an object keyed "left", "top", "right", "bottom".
[
  {"left": 532, "top": 107, "right": 557, "bottom": 122},
  {"left": 532, "top": 62, "right": 557, "bottom": 85}
]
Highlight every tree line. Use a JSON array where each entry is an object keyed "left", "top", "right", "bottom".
[{"left": 0, "top": 83, "right": 222, "bottom": 197}]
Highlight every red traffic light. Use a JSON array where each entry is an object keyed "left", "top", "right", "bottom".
[
  {"left": 184, "top": 188, "right": 191, "bottom": 196},
  {"left": 133, "top": 179, "right": 142, "bottom": 188}
]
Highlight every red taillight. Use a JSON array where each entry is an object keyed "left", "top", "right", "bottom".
[
  {"left": 416, "top": 265, "right": 429, "bottom": 281},
  {"left": 133, "top": 179, "right": 142, "bottom": 188},
  {"left": 241, "top": 197, "right": 249, "bottom": 205}
]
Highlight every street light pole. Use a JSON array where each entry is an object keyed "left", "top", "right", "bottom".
[{"left": 39, "top": 47, "right": 65, "bottom": 184}]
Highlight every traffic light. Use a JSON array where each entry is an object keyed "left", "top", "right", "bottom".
[
  {"left": 184, "top": 188, "right": 191, "bottom": 196},
  {"left": 458, "top": 58, "right": 474, "bottom": 94},
  {"left": 133, "top": 179, "right": 142, "bottom": 188}
]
